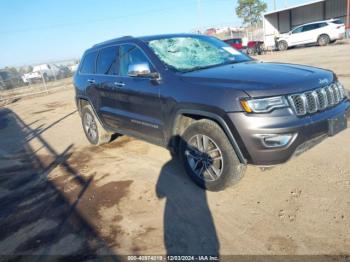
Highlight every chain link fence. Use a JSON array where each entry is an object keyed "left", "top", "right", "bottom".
[{"left": 0, "top": 60, "right": 79, "bottom": 106}]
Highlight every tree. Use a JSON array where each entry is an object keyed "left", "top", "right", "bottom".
[{"left": 235, "top": 0, "right": 267, "bottom": 27}]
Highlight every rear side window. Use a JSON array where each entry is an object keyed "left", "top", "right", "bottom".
[
  {"left": 331, "top": 19, "right": 343, "bottom": 24},
  {"left": 96, "top": 46, "right": 119, "bottom": 75},
  {"left": 80, "top": 51, "right": 97, "bottom": 74}
]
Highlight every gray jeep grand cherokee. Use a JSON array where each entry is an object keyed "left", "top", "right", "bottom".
[{"left": 74, "top": 34, "right": 350, "bottom": 191}]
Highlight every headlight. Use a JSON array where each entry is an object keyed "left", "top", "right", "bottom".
[
  {"left": 240, "top": 96, "right": 288, "bottom": 113},
  {"left": 337, "top": 81, "right": 348, "bottom": 98}
]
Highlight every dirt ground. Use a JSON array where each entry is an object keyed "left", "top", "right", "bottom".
[{"left": 0, "top": 43, "right": 350, "bottom": 259}]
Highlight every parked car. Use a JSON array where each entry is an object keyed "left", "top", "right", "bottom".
[
  {"left": 32, "top": 64, "right": 60, "bottom": 81},
  {"left": 0, "top": 70, "right": 24, "bottom": 90},
  {"left": 57, "top": 65, "right": 72, "bottom": 79},
  {"left": 276, "top": 19, "right": 346, "bottom": 51},
  {"left": 22, "top": 72, "right": 42, "bottom": 84},
  {"left": 69, "top": 64, "right": 79, "bottom": 73},
  {"left": 224, "top": 38, "right": 243, "bottom": 50},
  {"left": 74, "top": 34, "right": 350, "bottom": 191},
  {"left": 246, "top": 41, "right": 265, "bottom": 55}
]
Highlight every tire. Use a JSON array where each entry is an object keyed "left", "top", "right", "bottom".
[
  {"left": 179, "top": 119, "right": 246, "bottom": 191},
  {"left": 318, "top": 34, "right": 330, "bottom": 46},
  {"left": 81, "top": 104, "right": 112, "bottom": 146},
  {"left": 247, "top": 47, "right": 254, "bottom": 55},
  {"left": 278, "top": 41, "right": 288, "bottom": 51}
]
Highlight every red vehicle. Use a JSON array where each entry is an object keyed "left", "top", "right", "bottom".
[
  {"left": 224, "top": 38, "right": 243, "bottom": 50},
  {"left": 246, "top": 41, "right": 265, "bottom": 55}
]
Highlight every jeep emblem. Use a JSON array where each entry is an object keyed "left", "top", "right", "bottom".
[{"left": 319, "top": 78, "right": 329, "bottom": 85}]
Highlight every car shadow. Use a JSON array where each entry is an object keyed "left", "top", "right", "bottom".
[
  {"left": 0, "top": 108, "right": 119, "bottom": 260},
  {"left": 156, "top": 137, "right": 220, "bottom": 256}
]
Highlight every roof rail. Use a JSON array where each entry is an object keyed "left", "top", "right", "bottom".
[{"left": 93, "top": 36, "right": 134, "bottom": 47}]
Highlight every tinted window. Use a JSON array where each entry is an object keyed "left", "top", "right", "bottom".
[
  {"left": 302, "top": 24, "right": 318, "bottom": 32},
  {"left": 226, "top": 39, "right": 241, "bottom": 44},
  {"left": 97, "top": 46, "right": 118, "bottom": 75},
  {"left": 119, "top": 44, "right": 154, "bottom": 76},
  {"left": 318, "top": 22, "right": 328, "bottom": 28},
  {"left": 80, "top": 51, "right": 97, "bottom": 74},
  {"left": 331, "top": 19, "right": 343, "bottom": 24}
]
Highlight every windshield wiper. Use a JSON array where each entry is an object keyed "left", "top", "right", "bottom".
[
  {"left": 181, "top": 62, "right": 227, "bottom": 73},
  {"left": 181, "top": 60, "right": 248, "bottom": 73}
]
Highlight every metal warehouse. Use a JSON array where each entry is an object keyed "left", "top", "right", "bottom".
[{"left": 263, "top": 0, "right": 349, "bottom": 47}]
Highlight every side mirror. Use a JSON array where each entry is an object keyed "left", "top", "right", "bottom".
[{"left": 128, "top": 63, "right": 158, "bottom": 79}]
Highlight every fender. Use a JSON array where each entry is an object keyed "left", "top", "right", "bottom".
[
  {"left": 173, "top": 109, "right": 247, "bottom": 165},
  {"left": 75, "top": 95, "right": 112, "bottom": 132}
]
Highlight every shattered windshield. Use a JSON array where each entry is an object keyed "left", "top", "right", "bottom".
[{"left": 148, "top": 36, "right": 251, "bottom": 72}]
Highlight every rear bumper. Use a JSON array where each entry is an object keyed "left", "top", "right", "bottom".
[{"left": 227, "top": 100, "right": 350, "bottom": 165}]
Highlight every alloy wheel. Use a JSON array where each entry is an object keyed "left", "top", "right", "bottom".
[
  {"left": 185, "top": 134, "right": 224, "bottom": 182},
  {"left": 84, "top": 112, "right": 97, "bottom": 141}
]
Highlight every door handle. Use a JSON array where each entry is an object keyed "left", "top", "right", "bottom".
[
  {"left": 87, "top": 79, "right": 96, "bottom": 84},
  {"left": 114, "top": 81, "right": 126, "bottom": 87}
]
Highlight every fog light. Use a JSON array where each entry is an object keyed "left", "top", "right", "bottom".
[{"left": 261, "top": 134, "right": 294, "bottom": 148}]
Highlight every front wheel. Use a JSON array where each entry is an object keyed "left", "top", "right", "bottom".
[
  {"left": 179, "top": 119, "right": 246, "bottom": 191},
  {"left": 278, "top": 41, "right": 288, "bottom": 51}
]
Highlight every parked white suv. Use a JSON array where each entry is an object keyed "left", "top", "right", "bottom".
[{"left": 277, "top": 19, "right": 345, "bottom": 51}]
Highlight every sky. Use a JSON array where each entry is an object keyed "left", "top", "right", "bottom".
[{"left": 0, "top": 0, "right": 307, "bottom": 67}]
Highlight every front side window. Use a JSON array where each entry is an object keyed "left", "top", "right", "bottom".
[
  {"left": 148, "top": 36, "right": 251, "bottom": 72},
  {"left": 119, "top": 44, "right": 154, "bottom": 76},
  {"left": 97, "top": 46, "right": 118, "bottom": 75},
  {"left": 80, "top": 51, "right": 97, "bottom": 74},
  {"left": 292, "top": 26, "right": 303, "bottom": 34}
]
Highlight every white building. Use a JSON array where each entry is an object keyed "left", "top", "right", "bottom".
[{"left": 263, "top": 0, "right": 349, "bottom": 48}]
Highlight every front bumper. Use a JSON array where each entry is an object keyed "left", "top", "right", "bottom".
[{"left": 228, "top": 100, "right": 350, "bottom": 165}]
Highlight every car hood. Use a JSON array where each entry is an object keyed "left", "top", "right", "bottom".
[{"left": 180, "top": 61, "right": 335, "bottom": 97}]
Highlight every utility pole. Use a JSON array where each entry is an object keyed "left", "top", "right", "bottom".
[
  {"left": 274, "top": 0, "right": 276, "bottom": 10},
  {"left": 197, "top": 0, "right": 202, "bottom": 34}
]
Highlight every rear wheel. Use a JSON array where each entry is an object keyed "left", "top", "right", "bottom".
[
  {"left": 179, "top": 119, "right": 246, "bottom": 191},
  {"left": 81, "top": 104, "right": 112, "bottom": 146},
  {"left": 278, "top": 41, "right": 288, "bottom": 51},
  {"left": 318, "top": 34, "right": 330, "bottom": 46}
]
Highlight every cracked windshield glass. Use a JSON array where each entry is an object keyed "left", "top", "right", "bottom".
[{"left": 148, "top": 36, "right": 251, "bottom": 72}]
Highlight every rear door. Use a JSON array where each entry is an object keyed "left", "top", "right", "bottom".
[
  {"left": 93, "top": 45, "right": 121, "bottom": 129},
  {"left": 78, "top": 50, "right": 99, "bottom": 107}
]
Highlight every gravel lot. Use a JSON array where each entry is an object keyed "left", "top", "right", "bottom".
[{"left": 0, "top": 42, "right": 349, "bottom": 259}]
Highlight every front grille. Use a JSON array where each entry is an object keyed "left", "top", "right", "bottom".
[{"left": 288, "top": 82, "right": 345, "bottom": 116}]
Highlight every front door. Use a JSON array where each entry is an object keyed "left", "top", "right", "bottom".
[
  {"left": 113, "top": 44, "right": 164, "bottom": 144},
  {"left": 289, "top": 26, "right": 304, "bottom": 45}
]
